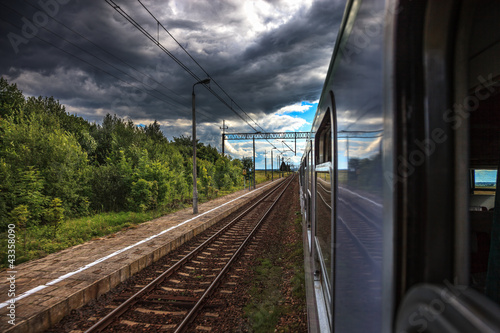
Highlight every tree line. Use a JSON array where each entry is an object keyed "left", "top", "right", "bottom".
[{"left": 0, "top": 77, "right": 245, "bottom": 231}]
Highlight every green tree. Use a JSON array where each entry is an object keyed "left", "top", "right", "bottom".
[
  {"left": 12, "top": 168, "right": 47, "bottom": 224},
  {"left": 144, "top": 120, "right": 166, "bottom": 144},
  {"left": 172, "top": 135, "right": 195, "bottom": 159},
  {"left": 0, "top": 76, "right": 247, "bottom": 228},
  {"left": 0, "top": 89, "right": 91, "bottom": 218},
  {"left": 214, "top": 156, "right": 232, "bottom": 190},
  {"left": 44, "top": 198, "right": 65, "bottom": 235},
  {"left": 89, "top": 151, "right": 131, "bottom": 212},
  {"left": 128, "top": 178, "right": 154, "bottom": 212},
  {"left": 198, "top": 159, "right": 215, "bottom": 197},
  {"left": 9, "top": 205, "right": 29, "bottom": 250},
  {"left": 198, "top": 144, "right": 220, "bottom": 164},
  {"left": 241, "top": 157, "right": 253, "bottom": 181},
  {"left": 230, "top": 159, "right": 244, "bottom": 187},
  {"left": 0, "top": 77, "right": 25, "bottom": 118}
]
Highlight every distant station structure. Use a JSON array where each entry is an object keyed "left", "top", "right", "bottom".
[
  {"left": 222, "top": 131, "right": 312, "bottom": 156},
  {"left": 222, "top": 131, "right": 311, "bottom": 190}
]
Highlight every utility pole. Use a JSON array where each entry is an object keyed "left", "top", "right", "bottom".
[
  {"left": 277, "top": 155, "right": 280, "bottom": 179},
  {"left": 192, "top": 78, "right": 210, "bottom": 214},
  {"left": 220, "top": 120, "right": 228, "bottom": 156},
  {"left": 253, "top": 136, "right": 256, "bottom": 189},
  {"left": 282, "top": 156, "right": 284, "bottom": 178},
  {"left": 271, "top": 149, "right": 273, "bottom": 181},
  {"left": 264, "top": 150, "right": 267, "bottom": 178},
  {"left": 192, "top": 85, "right": 198, "bottom": 214}
]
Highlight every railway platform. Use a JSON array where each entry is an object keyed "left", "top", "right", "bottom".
[{"left": 0, "top": 179, "right": 283, "bottom": 333}]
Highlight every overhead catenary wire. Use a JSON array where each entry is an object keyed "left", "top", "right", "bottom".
[
  {"left": 133, "top": 0, "right": 283, "bottom": 152},
  {"left": 0, "top": 2, "right": 215, "bottom": 124},
  {"left": 18, "top": 10, "right": 182, "bottom": 110},
  {"left": 136, "top": 0, "right": 266, "bottom": 133},
  {"left": 3, "top": 1, "right": 285, "bottom": 155},
  {"left": 105, "top": 0, "right": 261, "bottom": 133},
  {"left": 22, "top": 0, "right": 185, "bottom": 102}
]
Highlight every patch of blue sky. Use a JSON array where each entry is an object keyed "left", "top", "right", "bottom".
[
  {"left": 282, "top": 100, "right": 317, "bottom": 132},
  {"left": 475, "top": 169, "right": 497, "bottom": 186}
]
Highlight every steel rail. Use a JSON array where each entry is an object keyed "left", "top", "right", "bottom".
[
  {"left": 175, "top": 175, "right": 296, "bottom": 332},
  {"left": 337, "top": 213, "right": 381, "bottom": 270},
  {"left": 84, "top": 178, "right": 288, "bottom": 333}
]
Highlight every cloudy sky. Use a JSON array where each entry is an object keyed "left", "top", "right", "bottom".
[{"left": 0, "top": 0, "right": 344, "bottom": 168}]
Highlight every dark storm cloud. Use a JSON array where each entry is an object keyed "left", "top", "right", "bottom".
[
  {"left": 0, "top": 0, "right": 345, "bottom": 147},
  {"left": 222, "top": 0, "right": 343, "bottom": 114},
  {"left": 243, "top": 0, "right": 339, "bottom": 61}
]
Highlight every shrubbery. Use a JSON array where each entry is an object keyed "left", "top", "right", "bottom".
[{"left": 0, "top": 77, "right": 245, "bottom": 231}]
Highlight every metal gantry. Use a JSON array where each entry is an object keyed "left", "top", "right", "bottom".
[
  {"left": 224, "top": 131, "right": 311, "bottom": 140},
  {"left": 222, "top": 131, "right": 312, "bottom": 156}
]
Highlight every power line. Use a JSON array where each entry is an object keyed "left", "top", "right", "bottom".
[
  {"left": 133, "top": 0, "right": 284, "bottom": 151},
  {"left": 22, "top": 0, "right": 185, "bottom": 102},
  {"left": 16, "top": 0, "right": 188, "bottom": 112},
  {"left": 105, "top": 0, "right": 261, "bottom": 132},
  {"left": 136, "top": 0, "right": 266, "bottom": 133},
  {"left": 0, "top": 2, "right": 215, "bottom": 124}
]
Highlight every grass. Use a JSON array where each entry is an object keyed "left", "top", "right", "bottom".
[
  {"left": 256, "top": 169, "right": 289, "bottom": 183},
  {"left": 290, "top": 213, "right": 306, "bottom": 300},
  {"left": 218, "top": 170, "right": 287, "bottom": 194},
  {"left": 244, "top": 211, "right": 306, "bottom": 332},
  {"left": 0, "top": 209, "right": 165, "bottom": 268},
  {"left": 247, "top": 170, "right": 288, "bottom": 188},
  {"left": 244, "top": 258, "right": 285, "bottom": 332}
]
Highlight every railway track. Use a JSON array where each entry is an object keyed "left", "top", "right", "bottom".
[
  {"left": 84, "top": 175, "right": 295, "bottom": 333},
  {"left": 316, "top": 177, "right": 383, "bottom": 268},
  {"left": 337, "top": 199, "right": 383, "bottom": 268},
  {"left": 315, "top": 179, "right": 383, "bottom": 269}
]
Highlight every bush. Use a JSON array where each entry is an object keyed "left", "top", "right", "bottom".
[
  {"left": 44, "top": 198, "right": 65, "bottom": 234},
  {"left": 128, "top": 178, "right": 154, "bottom": 212},
  {"left": 0, "top": 113, "right": 90, "bottom": 223},
  {"left": 90, "top": 163, "right": 129, "bottom": 212}
]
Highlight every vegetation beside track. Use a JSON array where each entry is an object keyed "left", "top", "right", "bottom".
[
  {"left": 0, "top": 77, "right": 289, "bottom": 268},
  {"left": 0, "top": 175, "right": 288, "bottom": 269},
  {"left": 244, "top": 199, "right": 307, "bottom": 333}
]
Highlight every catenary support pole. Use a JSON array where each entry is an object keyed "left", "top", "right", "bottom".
[
  {"left": 271, "top": 149, "right": 273, "bottom": 181},
  {"left": 253, "top": 136, "right": 256, "bottom": 189}
]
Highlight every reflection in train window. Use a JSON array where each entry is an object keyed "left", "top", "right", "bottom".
[
  {"left": 314, "top": 108, "right": 334, "bottom": 309},
  {"left": 316, "top": 110, "right": 332, "bottom": 165},
  {"left": 309, "top": 148, "right": 314, "bottom": 228},
  {"left": 316, "top": 167, "right": 332, "bottom": 287}
]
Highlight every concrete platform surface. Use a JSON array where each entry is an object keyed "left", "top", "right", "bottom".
[{"left": 0, "top": 179, "right": 283, "bottom": 333}]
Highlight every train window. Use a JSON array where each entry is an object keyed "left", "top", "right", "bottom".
[
  {"left": 314, "top": 108, "right": 334, "bottom": 316},
  {"left": 468, "top": 85, "right": 500, "bottom": 303},
  {"left": 471, "top": 169, "right": 497, "bottom": 194},
  {"left": 395, "top": 1, "right": 500, "bottom": 331},
  {"left": 465, "top": 0, "right": 500, "bottom": 306},
  {"left": 316, "top": 110, "right": 332, "bottom": 165},
  {"left": 308, "top": 148, "right": 313, "bottom": 213},
  {"left": 309, "top": 149, "right": 313, "bottom": 188},
  {"left": 315, "top": 166, "right": 332, "bottom": 286}
]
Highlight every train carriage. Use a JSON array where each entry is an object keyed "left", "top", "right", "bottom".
[{"left": 299, "top": 0, "right": 500, "bottom": 331}]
